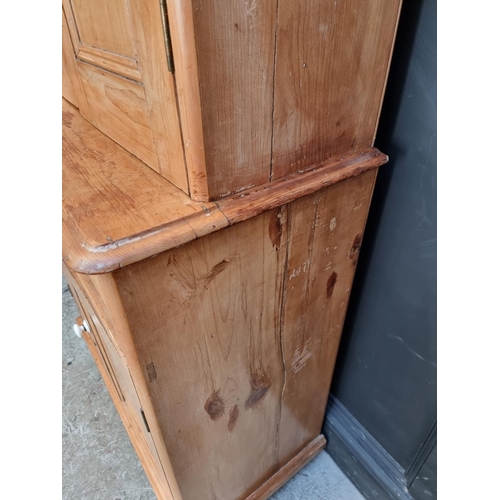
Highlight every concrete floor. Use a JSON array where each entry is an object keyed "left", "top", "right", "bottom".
[{"left": 62, "top": 276, "right": 363, "bottom": 500}]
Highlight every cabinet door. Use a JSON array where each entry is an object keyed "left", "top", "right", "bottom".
[
  {"left": 65, "top": 274, "right": 165, "bottom": 482},
  {"left": 62, "top": 0, "right": 188, "bottom": 193}
]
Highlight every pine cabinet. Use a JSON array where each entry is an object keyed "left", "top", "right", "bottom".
[{"left": 62, "top": 0, "right": 402, "bottom": 498}]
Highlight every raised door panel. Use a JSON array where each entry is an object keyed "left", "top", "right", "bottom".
[
  {"left": 70, "top": 0, "right": 137, "bottom": 58},
  {"left": 76, "top": 62, "right": 159, "bottom": 169},
  {"left": 62, "top": 0, "right": 188, "bottom": 193}
]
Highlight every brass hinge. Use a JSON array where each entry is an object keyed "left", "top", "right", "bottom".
[
  {"left": 159, "top": 0, "right": 175, "bottom": 73},
  {"left": 140, "top": 408, "right": 151, "bottom": 433}
]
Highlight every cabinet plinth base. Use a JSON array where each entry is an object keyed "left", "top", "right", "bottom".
[{"left": 245, "top": 435, "right": 326, "bottom": 500}]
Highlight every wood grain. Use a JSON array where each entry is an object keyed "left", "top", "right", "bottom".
[
  {"left": 62, "top": 9, "right": 80, "bottom": 107},
  {"left": 76, "top": 45, "right": 141, "bottom": 82},
  {"left": 127, "top": 0, "right": 189, "bottom": 194},
  {"left": 217, "top": 148, "right": 387, "bottom": 225},
  {"left": 89, "top": 272, "right": 185, "bottom": 500},
  {"left": 63, "top": 96, "right": 387, "bottom": 275},
  {"left": 166, "top": 0, "right": 401, "bottom": 199},
  {"left": 64, "top": 267, "right": 171, "bottom": 496},
  {"left": 190, "top": 0, "right": 278, "bottom": 199},
  {"left": 69, "top": 0, "right": 137, "bottom": 57},
  {"left": 81, "top": 330, "right": 173, "bottom": 500},
  {"left": 76, "top": 62, "right": 159, "bottom": 169},
  {"left": 271, "top": 0, "right": 402, "bottom": 179},
  {"left": 277, "top": 170, "right": 378, "bottom": 465},
  {"left": 245, "top": 435, "right": 326, "bottom": 500},
  {"left": 114, "top": 212, "right": 288, "bottom": 500},
  {"left": 62, "top": 8, "right": 90, "bottom": 117},
  {"left": 167, "top": 0, "right": 209, "bottom": 201},
  {"left": 62, "top": 99, "right": 227, "bottom": 274},
  {"left": 64, "top": 0, "right": 188, "bottom": 192}
]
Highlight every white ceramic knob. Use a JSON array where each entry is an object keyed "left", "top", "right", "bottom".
[
  {"left": 73, "top": 316, "right": 89, "bottom": 338},
  {"left": 73, "top": 323, "right": 84, "bottom": 338}
]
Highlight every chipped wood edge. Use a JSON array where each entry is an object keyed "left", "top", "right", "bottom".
[
  {"left": 244, "top": 435, "right": 326, "bottom": 500},
  {"left": 62, "top": 206, "right": 229, "bottom": 274},
  {"left": 63, "top": 148, "right": 387, "bottom": 275},
  {"left": 216, "top": 148, "right": 388, "bottom": 224}
]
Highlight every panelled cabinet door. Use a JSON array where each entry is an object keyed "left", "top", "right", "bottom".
[
  {"left": 65, "top": 274, "right": 164, "bottom": 476},
  {"left": 62, "top": 0, "right": 188, "bottom": 193}
]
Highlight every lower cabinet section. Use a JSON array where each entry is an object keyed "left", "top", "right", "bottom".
[{"left": 63, "top": 169, "right": 377, "bottom": 500}]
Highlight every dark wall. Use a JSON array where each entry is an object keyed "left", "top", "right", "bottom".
[{"left": 330, "top": 0, "right": 436, "bottom": 480}]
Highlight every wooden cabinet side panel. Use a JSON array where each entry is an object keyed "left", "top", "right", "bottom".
[
  {"left": 277, "top": 169, "right": 378, "bottom": 466},
  {"left": 189, "top": 0, "right": 278, "bottom": 199},
  {"left": 114, "top": 211, "right": 288, "bottom": 500},
  {"left": 271, "top": 0, "right": 401, "bottom": 178}
]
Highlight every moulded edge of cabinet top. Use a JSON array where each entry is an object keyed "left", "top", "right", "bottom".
[{"left": 62, "top": 98, "right": 388, "bottom": 275}]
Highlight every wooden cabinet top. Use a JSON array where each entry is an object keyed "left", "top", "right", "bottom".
[{"left": 63, "top": 99, "right": 387, "bottom": 275}]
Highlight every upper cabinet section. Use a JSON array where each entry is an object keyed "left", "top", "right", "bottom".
[
  {"left": 62, "top": 0, "right": 188, "bottom": 194},
  {"left": 63, "top": 0, "right": 402, "bottom": 202}
]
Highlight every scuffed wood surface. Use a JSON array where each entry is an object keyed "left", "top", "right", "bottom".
[
  {"left": 76, "top": 62, "right": 159, "bottom": 170},
  {"left": 277, "top": 170, "right": 378, "bottom": 466},
  {"left": 166, "top": 0, "right": 209, "bottom": 201},
  {"left": 271, "top": 0, "right": 401, "bottom": 178},
  {"left": 64, "top": 267, "right": 175, "bottom": 499},
  {"left": 166, "top": 0, "right": 400, "bottom": 198},
  {"left": 62, "top": 9, "right": 85, "bottom": 109},
  {"left": 62, "top": 99, "right": 228, "bottom": 274},
  {"left": 246, "top": 435, "right": 326, "bottom": 500},
  {"left": 114, "top": 212, "right": 288, "bottom": 500},
  {"left": 190, "top": 0, "right": 278, "bottom": 199},
  {"left": 69, "top": 0, "right": 137, "bottom": 57},
  {"left": 216, "top": 148, "right": 386, "bottom": 224},
  {"left": 127, "top": 0, "right": 189, "bottom": 193},
  {"left": 62, "top": 100, "right": 387, "bottom": 275},
  {"left": 109, "top": 173, "right": 376, "bottom": 499}
]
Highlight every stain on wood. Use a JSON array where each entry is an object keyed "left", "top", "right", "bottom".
[
  {"left": 271, "top": 0, "right": 402, "bottom": 180},
  {"left": 277, "top": 170, "right": 378, "bottom": 467},
  {"left": 228, "top": 405, "right": 240, "bottom": 432},
  {"left": 114, "top": 212, "right": 287, "bottom": 499},
  {"left": 205, "top": 390, "right": 225, "bottom": 421},
  {"left": 326, "top": 271, "right": 338, "bottom": 299},
  {"left": 269, "top": 209, "right": 283, "bottom": 249},
  {"left": 349, "top": 234, "right": 363, "bottom": 258},
  {"left": 63, "top": 0, "right": 403, "bottom": 495},
  {"left": 246, "top": 370, "right": 271, "bottom": 410},
  {"left": 146, "top": 362, "right": 157, "bottom": 382},
  {"left": 107, "top": 172, "right": 378, "bottom": 497},
  {"left": 62, "top": 101, "right": 387, "bottom": 275},
  {"left": 349, "top": 233, "right": 363, "bottom": 266}
]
